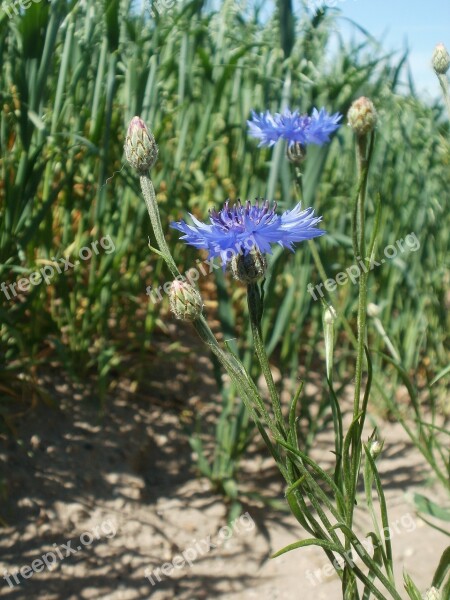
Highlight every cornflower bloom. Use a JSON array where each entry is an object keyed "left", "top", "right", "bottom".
[
  {"left": 248, "top": 107, "right": 342, "bottom": 148},
  {"left": 171, "top": 199, "right": 325, "bottom": 267}
]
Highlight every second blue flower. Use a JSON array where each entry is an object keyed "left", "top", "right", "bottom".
[{"left": 248, "top": 107, "right": 342, "bottom": 148}]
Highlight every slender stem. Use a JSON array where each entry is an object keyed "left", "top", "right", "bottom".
[
  {"left": 193, "top": 314, "right": 280, "bottom": 439},
  {"left": 343, "top": 132, "right": 373, "bottom": 600},
  {"left": 437, "top": 72, "right": 450, "bottom": 120},
  {"left": 356, "top": 136, "right": 368, "bottom": 260},
  {"left": 140, "top": 175, "right": 179, "bottom": 278},
  {"left": 308, "top": 238, "right": 328, "bottom": 286},
  {"left": 352, "top": 272, "right": 368, "bottom": 421},
  {"left": 352, "top": 133, "right": 374, "bottom": 424},
  {"left": 247, "top": 283, "right": 287, "bottom": 437}
]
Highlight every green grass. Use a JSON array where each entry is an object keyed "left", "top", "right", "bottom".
[{"left": 0, "top": 0, "right": 448, "bottom": 418}]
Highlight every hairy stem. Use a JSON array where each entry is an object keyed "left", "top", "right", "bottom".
[{"left": 247, "top": 282, "right": 287, "bottom": 437}]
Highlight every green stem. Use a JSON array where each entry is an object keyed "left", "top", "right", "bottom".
[
  {"left": 356, "top": 136, "right": 368, "bottom": 259},
  {"left": 352, "top": 271, "right": 368, "bottom": 422},
  {"left": 437, "top": 72, "right": 450, "bottom": 120},
  {"left": 308, "top": 238, "right": 328, "bottom": 286},
  {"left": 343, "top": 132, "right": 373, "bottom": 599},
  {"left": 194, "top": 314, "right": 280, "bottom": 439},
  {"left": 140, "top": 175, "right": 180, "bottom": 279},
  {"left": 247, "top": 283, "right": 287, "bottom": 437},
  {"left": 352, "top": 133, "right": 375, "bottom": 427}
]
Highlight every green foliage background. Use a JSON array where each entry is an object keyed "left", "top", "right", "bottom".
[{"left": 0, "top": 0, "right": 448, "bottom": 411}]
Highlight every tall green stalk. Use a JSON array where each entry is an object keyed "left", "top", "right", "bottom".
[
  {"left": 126, "top": 110, "right": 409, "bottom": 599},
  {"left": 343, "top": 100, "right": 377, "bottom": 599},
  {"left": 247, "top": 282, "right": 286, "bottom": 437}
]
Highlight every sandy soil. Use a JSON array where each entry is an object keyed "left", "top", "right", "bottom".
[{"left": 0, "top": 329, "right": 447, "bottom": 600}]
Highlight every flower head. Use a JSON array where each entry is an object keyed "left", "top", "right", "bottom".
[
  {"left": 124, "top": 116, "right": 158, "bottom": 173},
  {"left": 423, "top": 587, "right": 441, "bottom": 600},
  {"left": 432, "top": 43, "right": 450, "bottom": 75},
  {"left": 347, "top": 97, "right": 378, "bottom": 136},
  {"left": 171, "top": 199, "right": 325, "bottom": 267},
  {"left": 248, "top": 107, "right": 342, "bottom": 148},
  {"left": 169, "top": 280, "right": 203, "bottom": 321},
  {"left": 286, "top": 142, "right": 307, "bottom": 165},
  {"left": 231, "top": 249, "right": 267, "bottom": 283}
]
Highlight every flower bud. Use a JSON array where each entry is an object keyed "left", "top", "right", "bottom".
[
  {"left": 347, "top": 97, "right": 377, "bottom": 136},
  {"left": 432, "top": 43, "right": 450, "bottom": 75},
  {"left": 169, "top": 280, "right": 203, "bottom": 321},
  {"left": 124, "top": 116, "right": 158, "bottom": 173},
  {"left": 323, "top": 304, "right": 337, "bottom": 381},
  {"left": 323, "top": 305, "right": 337, "bottom": 325},
  {"left": 423, "top": 587, "right": 441, "bottom": 600},
  {"left": 286, "top": 142, "right": 307, "bottom": 165},
  {"left": 367, "top": 302, "right": 381, "bottom": 317},
  {"left": 368, "top": 438, "right": 384, "bottom": 460},
  {"left": 231, "top": 250, "right": 267, "bottom": 284}
]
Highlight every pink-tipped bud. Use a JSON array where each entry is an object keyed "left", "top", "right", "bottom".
[
  {"left": 432, "top": 43, "right": 450, "bottom": 75},
  {"left": 347, "top": 97, "right": 378, "bottom": 137},
  {"left": 124, "top": 116, "right": 158, "bottom": 173}
]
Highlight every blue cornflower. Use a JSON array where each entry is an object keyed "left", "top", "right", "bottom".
[
  {"left": 248, "top": 107, "right": 342, "bottom": 148},
  {"left": 170, "top": 200, "right": 325, "bottom": 266}
]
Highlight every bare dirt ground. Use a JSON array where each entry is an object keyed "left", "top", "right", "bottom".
[{"left": 0, "top": 328, "right": 448, "bottom": 600}]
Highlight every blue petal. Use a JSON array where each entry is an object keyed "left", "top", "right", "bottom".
[
  {"left": 248, "top": 106, "right": 342, "bottom": 148},
  {"left": 171, "top": 201, "right": 325, "bottom": 265}
]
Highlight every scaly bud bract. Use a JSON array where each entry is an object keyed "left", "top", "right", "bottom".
[
  {"left": 125, "top": 116, "right": 158, "bottom": 173},
  {"left": 286, "top": 142, "right": 307, "bottom": 165},
  {"left": 347, "top": 97, "right": 378, "bottom": 137},
  {"left": 169, "top": 280, "right": 203, "bottom": 321},
  {"left": 231, "top": 249, "right": 267, "bottom": 284},
  {"left": 423, "top": 587, "right": 441, "bottom": 600},
  {"left": 432, "top": 43, "right": 450, "bottom": 75}
]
